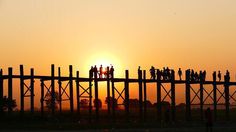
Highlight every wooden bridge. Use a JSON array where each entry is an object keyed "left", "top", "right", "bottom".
[{"left": 0, "top": 64, "right": 236, "bottom": 122}]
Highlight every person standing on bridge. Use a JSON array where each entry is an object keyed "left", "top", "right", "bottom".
[
  {"left": 213, "top": 71, "right": 216, "bottom": 82},
  {"left": 104, "top": 66, "right": 109, "bottom": 78},
  {"left": 94, "top": 65, "right": 98, "bottom": 78},
  {"left": 218, "top": 71, "right": 221, "bottom": 82},
  {"left": 110, "top": 65, "right": 114, "bottom": 78},
  {"left": 138, "top": 66, "right": 141, "bottom": 71},
  {"left": 138, "top": 66, "right": 142, "bottom": 78},
  {"left": 200, "top": 71, "right": 203, "bottom": 81},
  {"left": 226, "top": 70, "right": 230, "bottom": 82},
  {"left": 150, "top": 66, "right": 156, "bottom": 80},
  {"left": 99, "top": 65, "right": 103, "bottom": 78},
  {"left": 203, "top": 70, "right": 206, "bottom": 82},
  {"left": 89, "top": 66, "right": 94, "bottom": 78},
  {"left": 191, "top": 69, "right": 195, "bottom": 81},
  {"left": 166, "top": 67, "right": 170, "bottom": 81},
  {"left": 178, "top": 68, "right": 182, "bottom": 80}
]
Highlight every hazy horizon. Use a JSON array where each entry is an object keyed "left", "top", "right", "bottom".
[{"left": 1, "top": 0, "right": 236, "bottom": 110}]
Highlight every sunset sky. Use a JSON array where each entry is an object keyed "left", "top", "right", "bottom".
[{"left": 0, "top": 0, "right": 236, "bottom": 109}]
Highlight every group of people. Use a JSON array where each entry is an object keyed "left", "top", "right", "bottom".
[
  {"left": 149, "top": 66, "right": 174, "bottom": 81},
  {"left": 149, "top": 67, "right": 232, "bottom": 83},
  {"left": 213, "top": 70, "right": 230, "bottom": 82},
  {"left": 189, "top": 69, "right": 232, "bottom": 82},
  {"left": 188, "top": 69, "right": 207, "bottom": 82},
  {"left": 89, "top": 65, "right": 114, "bottom": 78},
  {"left": 90, "top": 65, "right": 231, "bottom": 82}
]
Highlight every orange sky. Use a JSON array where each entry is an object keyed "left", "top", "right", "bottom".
[{"left": 0, "top": 0, "right": 236, "bottom": 110}]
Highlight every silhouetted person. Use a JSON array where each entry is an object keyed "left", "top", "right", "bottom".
[
  {"left": 178, "top": 68, "right": 182, "bottom": 80},
  {"left": 138, "top": 66, "right": 141, "bottom": 71},
  {"left": 150, "top": 66, "right": 156, "bottom": 80},
  {"left": 213, "top": 71, "right": 216, "bottom": 81},
  {"left": 99, "top": 65, "right": 103, "bottom": 78},
  {"left": 205, "top": 107, "right": 213, "bottom": 132},
  {"left": 110, "top": 66, "right": 114, "bottom": 78},
  {"left": 226, "top": 70, "right": 230, "bottom": 82},
  {"left": 200, "top": 71, "right": 203, "bottom": 81},
  {"left": 160, "top": 70, "right": 163, "bottom": 80},
  {"left": 89, "top": 66, "right": 94, "bottom": 78},
  {"left": 163, "top": 67, "right": 166, "bottom": 80},
  {"left": 218, "top": 71, "right": 221, "bottom": 82},
  {"left": 203, "top": 70, "right": 206, "bottom": 82},
  {"left": 138, "top": 66, "right": 142, "bottom": 78},
  {"left": 194, "top": 72, "right": 199, "bottom": 81},
  {"left": 104, "top": 66, "right": 109, "bottom": 78},
  {"left": 191, "top": 70, "right": 195, "bottom": 81},
  {"left": 166, "top": 67, "right": 170, "bottom": 80},
  {"left": 94, "top": 65, "right": 98, "bottom": 78}
]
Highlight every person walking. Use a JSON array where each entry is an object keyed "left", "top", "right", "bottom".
[
  {"left": 150, "top": 66, "right": 156, "bottom": 80},
  {"left": 99, "top": 65, "right": 103, "bottom": 78},
  {"left": 225, "top": 70, "right": 230, "bottom": 82},
  {"left": 218, "top": 71, "right": 221, "bottom": 82},
  {"left": 178, "top": 68, "right": 182, "bottom": 80},
  {"left": 110, "top": 65, "right": 114, "bottom": 78}
]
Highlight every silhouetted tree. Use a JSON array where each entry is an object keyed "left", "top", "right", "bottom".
[
  {"left": 105, "top": 97, "right": 118, "bottom": 109},
  {"left": 123, "top": 99, "right": 153, "bottom": 108},
  {"left": 2, "top": 96, "right": 17, "bottom": 111},
  {"left": 143, "top": 100, "right": 153, "bottom": 107},
  {"left": 45, "top": 91, "right": 59, "bottom": 111},
  {"left": 93, "top": 98, "right": 102, "bottom": 109},
  {"left": 153, "top": 101, "right": 170, "bottom": 110},
  {"left": 128, "top": 99, "right": 139, "bottom": 108},
  {"left": 176, "top": 103, "right": 186, "bottom": 111},
  {"left": 80, "top": 99, "right": 89, "bottom": 109}
]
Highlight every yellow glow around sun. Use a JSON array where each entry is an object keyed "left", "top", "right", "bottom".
[
  {"left": 84, "top": 52, "right": 124, "bottom": 77},
  {"left": 94, "top": 58, "right": 112, "bottom": 68}
]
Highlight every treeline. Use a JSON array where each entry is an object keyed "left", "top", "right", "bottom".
[{"left": 78, "top": 97, "right": 186, "bottom": 110}]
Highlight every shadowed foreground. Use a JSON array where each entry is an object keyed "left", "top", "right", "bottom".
[
  {"left": 1, "top": 116, "right": 236, "bottom": 132},
  {"left": 2, "top": 125, "right": 236, "bottom": 132},
  {"left": 1, "top": 109, "right": 236, "bottom": 131}
]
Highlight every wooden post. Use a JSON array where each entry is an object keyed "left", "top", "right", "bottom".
[
  {"left": 185, "top": 70, "right": 191, "bottom": 121},
  {"left": 69, "top": 65, "right": 74, "bottom": 113},
  {"left": 125, "top": 70, "right": 130, "bottom": 121},
  {"left": 157, "top": 69, "right": 162, "bottom": 121},
  {"left": 138, "top": 69, "right": 143, "bottom": 121},
  {"left": 30, "top": 68, "right": 34, "bottom": 114},
  {"left": 111, "top": 70, "right": 116, "bottom": 121},
  {"left": 20, "top": 65, "right": 24, "bottom": 113},
  {"left": 171, "top": 70, "right": 176, "bottom": 122},
  {"left": 8, "top": 67, "right": 13, "bottom": 113},
  {"left": 40, "top": 79, "right": 44, "bottom": 116},
  {"left": 213, "top": 72, "right": 217, "bottom": 121},
  {"left": 58, "top": 67, "right": 62, "bottom": 113},
  {"left": 200, "top": 73, "right": 204, "bottom": 121},
  {"left": 106, "top": 67, "right": 111, "bottom": 115},
  {"left": 51, "top": 64, "right": 55, "bottom": 115},
  {"left": 89, "top": 69, "right": 92, "bottom": 123},
  {"left": 143, "top": 70, "right": 147, "bottom": 121},
  {"left": 94, "top": 67, "right": 99, "bottom": 121},
  {"left": 224, "top": 74, "right": 230, "bottom": 120},
  {"left": 76, "top": 71, "right": 80, "bottom": 118},
  {"left": 0, "top": 69, "right": 3, "bottom": 114}
]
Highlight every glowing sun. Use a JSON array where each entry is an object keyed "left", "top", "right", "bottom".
[{"left": 85, "top": 52, "right": 123, "bottom": 77}]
